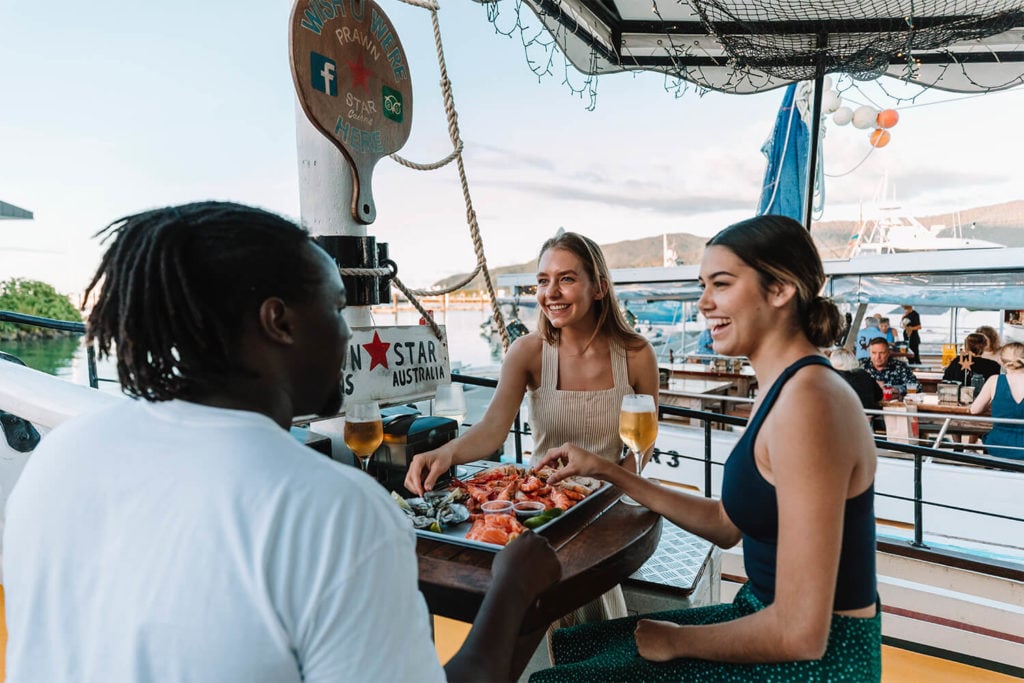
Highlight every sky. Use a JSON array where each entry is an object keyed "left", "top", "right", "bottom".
[{"left": 2, "top": 2, "right": 1024, "bottom": 299}]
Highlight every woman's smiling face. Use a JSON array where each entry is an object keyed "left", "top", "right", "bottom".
[
  {"left": 536, "top": 247, "right": 602, "bottom": 329},
  {"left": 697, "top": 245, "right": 777, "bottom": 358}
]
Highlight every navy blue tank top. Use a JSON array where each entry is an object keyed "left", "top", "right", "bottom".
[{"left": 721, "top": 355, "right": 877, "bottom": 610}]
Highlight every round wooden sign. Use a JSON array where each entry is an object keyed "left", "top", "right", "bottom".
[{"left": 290, "top": 0, "right": 413, "bottom": 224}]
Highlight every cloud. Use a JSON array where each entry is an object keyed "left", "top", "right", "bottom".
[
  {"left": 472, "top": 177, "right": 752, "bottom": 214},
  {"left": 463, "top": 142, "right": 556, "bottom": 172}
]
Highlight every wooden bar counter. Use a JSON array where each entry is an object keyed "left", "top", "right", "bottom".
[{"left": 416, "top": 485, "right": 661, "bottom": 632}]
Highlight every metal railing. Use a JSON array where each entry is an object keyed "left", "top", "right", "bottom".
[
  {"left": 0, "top": 311, "right": 101, "bottom": 388},
  {"left": 449, "top": 373, "right": 1024, "bottom": 576}
]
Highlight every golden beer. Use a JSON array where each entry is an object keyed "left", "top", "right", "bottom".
[
  {"left": 619, "top": 408, "right": 658, "bottom": 455},
  {"left": 344, "top": 419, "right": 383, "bottom": 458}
]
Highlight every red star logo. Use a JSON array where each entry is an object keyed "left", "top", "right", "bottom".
[
  {"left": 347, "top": 52, "right": 372, "bottom": 92},
  {"left": 362, "top": 331, "right": 390, "bottom": 371}
]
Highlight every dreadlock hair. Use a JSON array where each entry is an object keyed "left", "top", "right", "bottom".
[
  {"left": 535, "top": 231, "right": 646, "bottom": 352},
  {"left": 707, "top": 215, "right": 844, "bottom": 348},
  {"left": 84, "top": 201, "right": 321, "bottom": 401}
]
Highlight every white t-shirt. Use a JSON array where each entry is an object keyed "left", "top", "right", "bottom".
[{"left": 4, "top": 399, "right": 446, "bottom": 683}]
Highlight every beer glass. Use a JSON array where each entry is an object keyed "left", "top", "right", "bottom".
[
  {"left": 619, "top": 394, "right": 658, "bottom": 506},
  {"left": 433, "top": 383, "right": 467, "bottom": 427},
  {"left": 344, "top": 401, "right": 384, "bottom": 473}
]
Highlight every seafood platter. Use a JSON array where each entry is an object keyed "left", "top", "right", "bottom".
[{"left": 391, "top": 463, "right": 609, "bottom": 551}]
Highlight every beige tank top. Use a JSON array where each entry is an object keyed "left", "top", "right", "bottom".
[{"left": 527, "top": 339, "right": 633, "bottom": 462}]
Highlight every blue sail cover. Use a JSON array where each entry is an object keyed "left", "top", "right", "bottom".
[{"left": 757, "top": 84, "right": 808, "bottom": 223}]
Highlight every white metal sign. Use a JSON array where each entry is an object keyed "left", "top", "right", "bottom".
[{"left": 343, "top": 325, "right": 450, "bottom": 404}]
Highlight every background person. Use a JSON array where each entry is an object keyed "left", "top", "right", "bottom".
[
  {"left": 975, "top": 325, "right": 1003, "bottom": 362},
  {"left": 878, "top": 317, "right": 896, "bottom": 345},
  {"left": 530, "top": 215, "right": 880, "bottom": 681},
  {"left": 861, "top": 337, "right": 918, "bottom": 388},
  {"left": 854, "top": 314, "right": 881, "bottom": 361},
  {"left": 831, "top": 347, "right": 882, "bottom": 413},
  {"left": 942, "top": 332, "right": 1001, "bottom": 386},
  {"left": 971, "top": 342, "right": 1024, "bottom": 460},
  {"left": 901, "top": 304, "right": 923, "bottom": 364},
  {"left": 3, "top": 202, "right": 561, "bottom": 683}
]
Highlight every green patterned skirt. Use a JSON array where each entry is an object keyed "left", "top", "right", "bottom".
[{"left": 530, "top": 583, "right": 881, "bottom": 682}]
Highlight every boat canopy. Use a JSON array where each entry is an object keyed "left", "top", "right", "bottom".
[
  {"left": 499, "top": 0, "right": 1024, "bottom": 94},
  {"left": 498, "top": 248, "right": 1024, "bottom": 310}
]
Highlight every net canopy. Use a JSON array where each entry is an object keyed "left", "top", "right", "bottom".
[{"left": 489, "top": 0, "right": 1024, "bottom": 94}]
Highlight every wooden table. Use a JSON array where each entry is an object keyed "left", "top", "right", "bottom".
[
  {"left": 659, "top": 379, "right": 734, "bottom": 421},
  {"left": 661, "top": 362, "right": 758, "bottom": 398},
  {"left": 416, "top": 479, "right": 662, "bottom": 632},
  {"left": 881, "top": 397, "right": 990, "bottom": 447},
  {"left": 913, "top": 371, "right": 945, "bottom": 394}
]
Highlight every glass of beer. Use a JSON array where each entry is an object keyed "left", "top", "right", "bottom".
[
  {"left": 344, "top": 401, "right": 384, "bottom": 474},
  {"left": 619, "top": 394, "right": 658, "bottom": 506}
]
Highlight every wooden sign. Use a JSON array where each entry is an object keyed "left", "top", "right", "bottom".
[
  {"left": 343, "top": 326, "right": 451, "bottom": 404},
  {"left": 290, "top": 0, "right": 413, "bottom": 224}
]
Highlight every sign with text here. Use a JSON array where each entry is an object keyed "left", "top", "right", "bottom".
[
  {"left": 344, "top": 325, "right": 450, "bottom": 404},
  {"left": 289, "top": 0, "right": 413, "bottom": 224}
]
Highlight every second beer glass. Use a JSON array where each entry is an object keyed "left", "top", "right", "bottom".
[{"left": 618, "top": 394, "right": 658, "bottom": 506}]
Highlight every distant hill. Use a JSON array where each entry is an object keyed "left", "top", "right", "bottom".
[{"left": 433, "top": 200, "right": 1024, "bottom": 291}]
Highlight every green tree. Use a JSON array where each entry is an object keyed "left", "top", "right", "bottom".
[{"left": 0, "top": 278, "right": 83, "bottom": 340}]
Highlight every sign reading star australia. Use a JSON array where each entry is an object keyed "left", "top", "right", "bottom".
[{"left": 343, "top": 326, "right": 452, "bottom": 403}]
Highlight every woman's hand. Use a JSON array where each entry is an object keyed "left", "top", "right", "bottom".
[
  {"left": 635, "top": 619, "right": 683, "bottom": 662},
  {"left": 404, "top": 449, "right": 454, "bottom": 496},
  {"left": 534, "top": 443, "right": 609, "bottom": 485}
]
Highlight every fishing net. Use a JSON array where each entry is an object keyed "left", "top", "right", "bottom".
[
  {"left": 482, "top": 0, "right": 1024, "bottom": 96},
  {"left": 692, "top": 0, "right": 1023, "bottom": 83}
]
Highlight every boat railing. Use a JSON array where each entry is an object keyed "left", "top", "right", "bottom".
[
  {"left": 0, "top": 311, "right": 101, "bottom": 388},
  {"left": 450, "top": 373, "right": 1024, "bottom": 579}
]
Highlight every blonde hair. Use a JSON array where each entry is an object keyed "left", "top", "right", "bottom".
[
  {"left": 999, "top": 342, "right": 1024, "bottom": 371},
  {"left": 829, "top": 347, "right": 860, "bottom": 371}
]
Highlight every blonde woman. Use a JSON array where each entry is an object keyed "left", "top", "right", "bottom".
[{"left": 971, "top": 342, "right": 1024, "bottom": 460}]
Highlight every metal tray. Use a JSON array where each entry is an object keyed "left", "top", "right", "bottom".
[{"left": 412, "top": 464, "right": 613, "bottom": 552}]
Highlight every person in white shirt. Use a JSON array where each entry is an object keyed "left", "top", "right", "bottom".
[{"left": 3, "top": 201, "right": 560, "bottom": 683}]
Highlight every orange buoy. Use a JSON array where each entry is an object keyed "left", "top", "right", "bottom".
[
  {"left": 870, "top": 128, "right": 891, "bottom": 148},
  {"left": 876, "top": 109, "right": 899, "bottom": 129}
]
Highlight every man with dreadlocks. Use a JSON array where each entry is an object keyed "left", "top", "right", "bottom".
[{"left": 3, "top": 201, "right": 560, "bottom": 683}]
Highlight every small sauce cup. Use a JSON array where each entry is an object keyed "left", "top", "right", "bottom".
[
  {"left": 481, "top": 500, "right": 514, "bottom": 515},
  {"left": 513, "top": 501, "right": 546, "bottom": 520}
]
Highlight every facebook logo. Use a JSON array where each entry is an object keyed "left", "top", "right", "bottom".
[{"left": 310, "top": 52, "right": 337, "bottom": 96}]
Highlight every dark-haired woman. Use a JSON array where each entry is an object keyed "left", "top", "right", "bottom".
[{"left": 533, "top": 215, "right": 881, "bottom": 681}]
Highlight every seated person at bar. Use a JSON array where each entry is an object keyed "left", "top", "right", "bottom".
[
  {"left": 3, "top": 202, "right": 561, "bottom": 683},
  {"left": 975, "top": 325, "right": 1002, "bottom": 362},
  {"left": 861, "top": 337, "right": 918, "bottom": 388},
  {"left": 878, "top": 317, "right": 896, "bottom": 345},
  {"left": 831, "top": 348, "right": 882, "bottom": 411},
  {"left": 854, "top": 314, "right": 881, "bottom": 361},
  {"left": 942, "top": 333, "right": 1001, "bottom": 386},
  {"left": 971, "top": 342, "right": 1024, "bottom": 460}
]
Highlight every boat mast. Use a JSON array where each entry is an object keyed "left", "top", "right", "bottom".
[{"left": 803, "top": 35, "right": 827, "bottom": 232}]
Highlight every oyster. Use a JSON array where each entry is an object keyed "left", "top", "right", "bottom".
[
  {"left": 437, "top": 503, "right": 470, "bottom": 526},
  {"left": 392, "top": 490, "right": 470, "bottom": 531}
]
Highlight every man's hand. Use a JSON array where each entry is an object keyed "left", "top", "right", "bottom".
[{"left": 492, "top": 530, "right": 561, "bottom": 600}]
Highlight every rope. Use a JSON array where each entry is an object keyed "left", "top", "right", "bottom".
[
  {"left": 338, "top": 262, "right": 444, "bottom": 340},
  {"left": 386, "top": 0, "right": 511, "bottom": 350}
]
